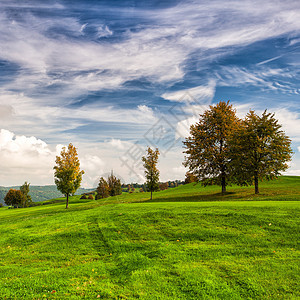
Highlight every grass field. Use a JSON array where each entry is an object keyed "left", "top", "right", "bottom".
[{"left": 0, "top": 176, "right": 299, "bottom": 299}]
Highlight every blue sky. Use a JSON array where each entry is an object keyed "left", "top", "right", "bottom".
[{"left": 0, "top": 0, "right": 299, "bottom": 187}]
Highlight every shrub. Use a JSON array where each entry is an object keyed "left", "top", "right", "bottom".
[
  {"left": 80, "top": 194, "right": 87, "bottom": 199},
  {"left": 0, "top": 203, "right": 3, "bottom": 207},
  {"left": 88, "top": 194, "right": 94, "bottom": 200}
]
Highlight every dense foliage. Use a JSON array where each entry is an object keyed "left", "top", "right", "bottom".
[
  {"left": 107, "top": 172, "right": 122, "bottom": 196},
  {"left": 96, "top": 177, "right": 110, "bottom": 199},
  {"left": 4, "top": 189, "right": 24, "bottom": 207},
  {"left": 183, "top": 101, "right": 238, "bottom": 193},
  {"left": 229, "top": 110, "right": 293, "bottom": 193}
]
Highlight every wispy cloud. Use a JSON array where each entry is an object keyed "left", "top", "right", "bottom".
[
  {"left": 161, "top": 81, "right": 216, "bottom": 103},
  {"left": 0, "top": 0, "right": 299, "bottom": 184}
]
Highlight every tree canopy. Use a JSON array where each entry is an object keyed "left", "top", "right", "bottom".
[
  {"left": 4, "top": 189, "right": 24, "bottom": 208},
  {"left": 54, "top": 143, "right": 84, "bottom": 208},
  {"left": 229, "top": 110, "right": 293, "bottom": 193},
  {"left": 107, "top": 172, "right": 122, "bottom": 196}
]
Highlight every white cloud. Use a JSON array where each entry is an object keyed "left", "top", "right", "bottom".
[
  {"left": 274, "top": 108, "right": 300, "bottom": 142},
  {"left": 97, "top": 25, "right": 113, "bottom": 38},
  {"left": 107, "top": 139, "right": 126, "bottom": 150},
  {"left": 161, "top": 81, "right": 216, "bottom": 103},
  {"left": 0, "top": 129, "right": 54, "bottom": 186},
  {"left": 176, "top": 116, "right": 198, "bottom": 139},
  {"left": 0, "top": 129, "right": 108, "bottom": 187},
  {"left": 215, "top": 66, "right": 299, "bottom": 94},
  {"left": 0, "top": 92, "right": 157, "bottom": 143}
]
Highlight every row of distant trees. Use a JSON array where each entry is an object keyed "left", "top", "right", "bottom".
[
  {"left": 50, "top": 100, "right": 292, "bottom": 208},
  {"left": 4, "top": 182, "right": 32, "bottom": 208}
]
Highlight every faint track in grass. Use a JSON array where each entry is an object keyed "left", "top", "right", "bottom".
[{"left": 87, "top": 217, "right": 112, "bottom": 256}]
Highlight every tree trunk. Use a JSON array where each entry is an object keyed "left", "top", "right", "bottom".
[
  {"left": 221, "top": 176, "right": 226, "bottom": 194},
  {"left": 66, "top": 193, "right": 69, "bottom": 209},
  {"left": 254, "top": 176, "right": 259, "bottom": 194},
  {"left": 150, "top": 190, "right": 153, "bottom": 200}
]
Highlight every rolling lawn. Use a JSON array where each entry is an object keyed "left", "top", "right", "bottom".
[{"left": 0, "top": 176, "right": 299, "bottom": 299}]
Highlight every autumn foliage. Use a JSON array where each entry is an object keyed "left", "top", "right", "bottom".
[
  {"left": 54, "top": 143, "right": 84, "bottom": 208},
  {"left": 183, "top": 101, "right": 238, "bottom": 193}
]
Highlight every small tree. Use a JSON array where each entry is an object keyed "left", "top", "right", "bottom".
[
  {"left": 183, "top": 101, "right": 238, "bottom": 194},
  {"left": 229, "top": 110, "right": 293, "bottom": 194},
  {"left": 54, "top": 143, "right": 84, "bottom": 208},
  {"left": 20, "top": 182, "right": 32, "bottom": 207},
  {"left": 107, "top": 172, "right": 122, "bottom": 196},
  {"left": 96, "top": 177, "right": 109, "bottom": 199},
  {"left": 4, "top": 189, "right": 24, "bottom": 208},
  {"left": 142, "top": 147, "right": 160, "bottom": 200}
]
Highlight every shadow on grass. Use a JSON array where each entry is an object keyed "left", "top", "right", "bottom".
[{"left": 135, "top": 192, "right": 240, "bottom": 203}]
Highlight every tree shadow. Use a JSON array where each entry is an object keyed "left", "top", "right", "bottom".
[{"left": 134, "top": 191, "right": 238, "bottom": 203}]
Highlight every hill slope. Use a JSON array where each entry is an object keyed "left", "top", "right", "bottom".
[{"left": 0, "top": 176, "right": 299, "bottom": 299}]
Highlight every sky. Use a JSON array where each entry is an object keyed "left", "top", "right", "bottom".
[{"left": 0, "top": 0, "right": 299, "bottom": 188}]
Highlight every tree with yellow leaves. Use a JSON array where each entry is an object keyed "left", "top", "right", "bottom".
[{"left": 54, "top": 143, "right": 84, "bottom": 208}]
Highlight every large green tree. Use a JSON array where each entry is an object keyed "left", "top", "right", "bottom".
[
  {"left": 142, "top": 147, "right": 160, "bottom": 200},
  {"left": 229, "top": 110, "right": 292, "bottom": 194},
  {"left": 183, "top": 101, "right": 239, "bottom": 193},
  {"left": 54, "top": 143, "right": 84, "bottom": 208}
]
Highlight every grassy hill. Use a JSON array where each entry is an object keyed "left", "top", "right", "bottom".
[
  {"left": 0, "top": 185, "right": 95, "bottom": 204},
  {"left": 0, "top": 176, "right": 299, "bottom": 299}
]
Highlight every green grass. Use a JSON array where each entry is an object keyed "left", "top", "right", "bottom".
[{"left": 0, "top": 176, "right": 299, "bottom": 299}]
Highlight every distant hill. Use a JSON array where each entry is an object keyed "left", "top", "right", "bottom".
[{"left": 0, "top": 185, "right": 95, "bottom": 205}]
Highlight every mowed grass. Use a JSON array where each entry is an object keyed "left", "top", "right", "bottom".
[{"left": 0, "top": 177, "right": 299, "bottom": 299}]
